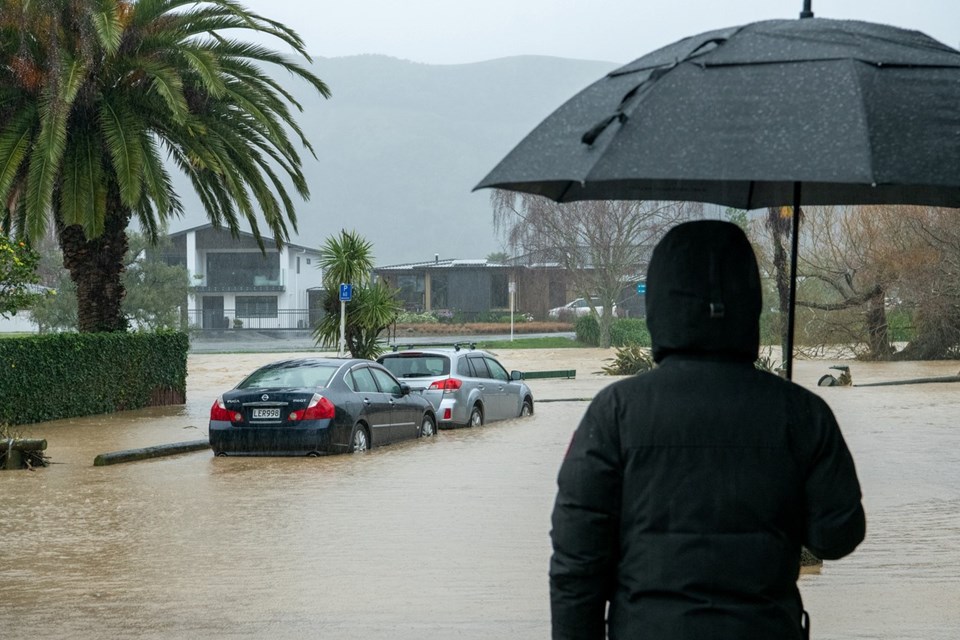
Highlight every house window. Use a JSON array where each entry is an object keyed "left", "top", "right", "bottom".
[
  {"left": 396, "top": 274, "right": 425, "bottom": 309},
  {"left": 206, "top": 252, "right": 280, "bottom": 288},
  {"left": 430, "top": 274, "right": 448, "bottom": 309},
  {"left": 490, "top": 273, "right": 509, "bottom": 308},
  {"left": 296, "top": 256, "right": 301, "bottom": 274},
  {"left": 236, "top": 296, "right": 278, "bottom": 318}
]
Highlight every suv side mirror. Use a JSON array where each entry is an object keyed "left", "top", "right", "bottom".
[
  {"left": 511, "top": 370, "right": 523, "bottom": 381},
  {"left": 399, "top": 382, "right": 411, "bottom": 396}
]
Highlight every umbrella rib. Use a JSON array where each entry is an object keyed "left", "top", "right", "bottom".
[
  {"left": 582, "top": 63, "right": 680, "bottom": 146},
  {"left": 848, "top": 59, "right": 877, "bottom": 186}
]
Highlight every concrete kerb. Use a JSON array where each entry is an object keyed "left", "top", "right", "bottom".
[{"left": 93, "top": 440, "right": 210, "bottom": 466}]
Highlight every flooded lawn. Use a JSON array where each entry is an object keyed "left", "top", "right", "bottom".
[{"left": 2, "top": 352, "right": 959, "bottom": 639}]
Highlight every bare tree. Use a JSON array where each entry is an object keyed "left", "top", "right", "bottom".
[
  {"left": 764, "top": 206, "right": 796, "bottom": 360},
  {"left": 889, "top": 206, "right": 960, "bottom": 359},
  {"left": 791, "top": 205, "right": 900, "bottom": 360},
  {"left": 491, "top": 191, "right": 698, "bottom": 347}
]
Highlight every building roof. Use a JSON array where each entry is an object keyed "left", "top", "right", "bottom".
[
  {"left": 375, "top": 257, "right": 495, "bottom": 271},
  {"left": 166, "top": 223, "right": 317, "bottom": 253},
  {"left": 375, "top": 256, "right": 568, "bottom": 271}
]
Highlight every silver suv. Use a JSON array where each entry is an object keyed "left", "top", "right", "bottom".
[{"left": 377, "top": 346, "right": 534, "bottom": 428}]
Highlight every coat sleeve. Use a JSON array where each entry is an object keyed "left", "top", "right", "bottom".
[
  {"left": 550, "top": 392, "right": 622, "bottom": 640},
  {"left": 801, "top": 394, "right": 866, "bottom": 560}
]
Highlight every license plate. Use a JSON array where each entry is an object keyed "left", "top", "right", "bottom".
[{"left": 252, "top": 408, "right": 281, "bottom": 419}]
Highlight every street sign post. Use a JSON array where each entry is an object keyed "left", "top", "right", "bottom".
[
  {"left": 338, "top": 284, "right": 352, "bottom": 356},
  {"left": 508, "top": 280, "right": 516, "bottom": 341}
]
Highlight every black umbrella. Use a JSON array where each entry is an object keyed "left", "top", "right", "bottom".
[{"left": 475, "top": 9, "right": 960, "bottom": 379}]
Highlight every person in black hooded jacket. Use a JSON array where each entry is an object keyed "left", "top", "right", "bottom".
[{"left": 550, "top": 220, "right": 865, "bottom": 640}]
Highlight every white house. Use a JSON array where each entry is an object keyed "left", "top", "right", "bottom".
[{"left": 167, "top": 224, "right": 324, "bottom": 330}]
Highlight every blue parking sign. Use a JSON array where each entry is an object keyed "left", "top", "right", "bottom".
[
  {"left": 637, "top": 282, "right": 647, "bottom": 295},
  {"left": 339, "top": 283, "right": 353, "bottom": 301}
]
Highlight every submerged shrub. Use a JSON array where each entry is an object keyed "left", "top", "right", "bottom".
[
  {"left": 754, "top": 347, "right": 783, "bottom": 374},
  {"left": 602, "top": 345, "right": 655, "bottom": 376}
]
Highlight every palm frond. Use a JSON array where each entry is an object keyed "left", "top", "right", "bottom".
[
  {"left": 0, "top": 108, "right": 35, "bottom": 208},
  {"left": 91, "top": 0, "right": 124, "bottom": 56},
  {"left": 140, "top": 133, "right": 182, "bottom": 223},
  {"left": 59, "top": 127, "right": 104, "bottom": 237},
  {"left": 24, "top": 91, "right": 69, "bottom": 241},
  {"left": 99, "top": 96, "right": 145, "bottom": 208}
]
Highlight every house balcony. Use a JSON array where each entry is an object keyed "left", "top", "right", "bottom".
[
  {"left": 191, "top": 273, "right": 286, "bottom": 293},
  {"left": 192, "top": 284, "right": 286, "bottom": 293}
]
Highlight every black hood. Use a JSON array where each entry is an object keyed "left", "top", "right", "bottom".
[{"left": 646, "top": 220, "right": 761, "bottom": 364}]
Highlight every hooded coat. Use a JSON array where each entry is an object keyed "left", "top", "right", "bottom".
[{"left": 550, "top": 221, "right": 865, "bottom": 640}]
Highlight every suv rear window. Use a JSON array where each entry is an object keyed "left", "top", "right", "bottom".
[{"left": 379, "top": 354, "right": 451, "bottom": 378}]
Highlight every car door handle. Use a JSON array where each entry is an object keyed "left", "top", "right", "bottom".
[{"left": 363, "top": 398, "right": 372, "bottom": 404}]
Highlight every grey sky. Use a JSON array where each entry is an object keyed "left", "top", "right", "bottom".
[{"left": 241, "top": 0, "right": 959, "bottom": 65}]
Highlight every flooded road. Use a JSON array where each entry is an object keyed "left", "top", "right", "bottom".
[{"left": 2, "top": 352, "right": 959, "bottom": 639}]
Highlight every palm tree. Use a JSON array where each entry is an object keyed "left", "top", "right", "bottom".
[
  {"left": 0, "top": 0, "right": 329, "bottom": 332},
  {"left": 313, "top": 230, "right": 400, "bottom": 359}
]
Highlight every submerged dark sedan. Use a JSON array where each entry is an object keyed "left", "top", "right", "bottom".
[{"left": 209, "top": 357, "right": 437, "bottom": 456}]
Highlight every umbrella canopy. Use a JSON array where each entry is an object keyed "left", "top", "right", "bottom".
[
  {"left": 476, "top": 16, "right": 960, "bottom": 378},
  {"left": 476, "top": 18, "right": 960, "bottom": 208}
]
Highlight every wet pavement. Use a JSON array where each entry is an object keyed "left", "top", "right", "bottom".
[{"left": 2, "top": 353, "right": 959, "bottom": 639}]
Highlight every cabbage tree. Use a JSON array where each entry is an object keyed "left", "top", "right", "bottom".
[{"left": 313, "top": 230, "right": 400, "bottom": 359}]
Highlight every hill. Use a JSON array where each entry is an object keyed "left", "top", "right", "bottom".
[{"left": 168, "top": 54, "right": 617, "bottom": 265}]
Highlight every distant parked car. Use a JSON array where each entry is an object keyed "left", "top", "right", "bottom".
[
  {"left": 377, "top": 346, "right": 534, "bottom": 428},
  {"left": 548, "top": 297, "right": 616, "bottom": 319},
  {"left": 209, "top": 357, "right": 436, "bottom": 456}
]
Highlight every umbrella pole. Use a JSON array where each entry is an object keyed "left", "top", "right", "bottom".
[{"left": 786, "top": 182, "right": 802, "bottom": 380}]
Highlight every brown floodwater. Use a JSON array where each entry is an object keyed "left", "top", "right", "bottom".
[{"left": 1, "top": 355, "right": 958, "bottom": 639}]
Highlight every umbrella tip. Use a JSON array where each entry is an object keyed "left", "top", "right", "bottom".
[{"left": 799, "top": 0, "right": 814, "bottom": 18}]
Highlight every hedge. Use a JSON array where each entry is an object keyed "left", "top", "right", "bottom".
[
  {"left": 575, "top": 316, "right": 652, "bottom": 347},
  {"left": 0, "top": 331, "right": 188, "bottom": 425}
]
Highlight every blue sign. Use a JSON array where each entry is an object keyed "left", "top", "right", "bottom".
[
  {"left": 339, "top": 283, "right": 353, "bottom": 301},
  {"left": 636, "top": 282, "right": 647, "bottom": 295}
]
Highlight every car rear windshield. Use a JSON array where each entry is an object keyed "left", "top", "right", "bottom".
[
  {"left": 237, "top": 363, "right": 339, "bottom": 389},
  {"left": 379, "top": 354, "right": 451, "bottom": 378}
]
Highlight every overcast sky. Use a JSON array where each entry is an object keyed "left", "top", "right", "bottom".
[{"left": 240, "top": 0, "right": 959, "bottom": 65}]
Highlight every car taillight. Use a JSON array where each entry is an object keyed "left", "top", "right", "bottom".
[
  {"left": 288, "top": 394, "right": 335, "bottom": 422},
  {"left": 210, "top": 396, "right": 242, "bottom": 422},
  {"left": 428, "top": 377, "right": 462, "bottom": 391}
]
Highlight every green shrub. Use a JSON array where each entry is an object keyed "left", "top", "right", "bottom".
[
  {"left": 602, "top": 345, "right": 655, "bottom": 375},
  {"left": 577, "top": 316, "right": 652, "bottom": 347},
  {"left": 759, "top": 309, "right": 782, "bottom": 346},
  {"left": 575, "top": 315, "right": 600, "bottom": 346},
  {"left": 610, "top": 318, "right": 651, "bottom": 347},
  {"left": 0, "top": 331, "right": 188, "bottom": 425},
  {"left": 475, "top": 311, "right": 513, "bottom": 323},
  {"left": 886, "top": 309, "right": 916, "bottom": 342},
  {"left": 396, "top": 311, "right": 439, "bottom": 324}
]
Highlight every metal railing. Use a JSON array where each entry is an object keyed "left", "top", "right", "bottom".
[{"left": 187, "top": 308, "right": 322, "bottom": 330}]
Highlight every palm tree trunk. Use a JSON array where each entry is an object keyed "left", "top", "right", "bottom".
[{"left": 57, "top": 203, "right": 131, "bottom": 333}]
